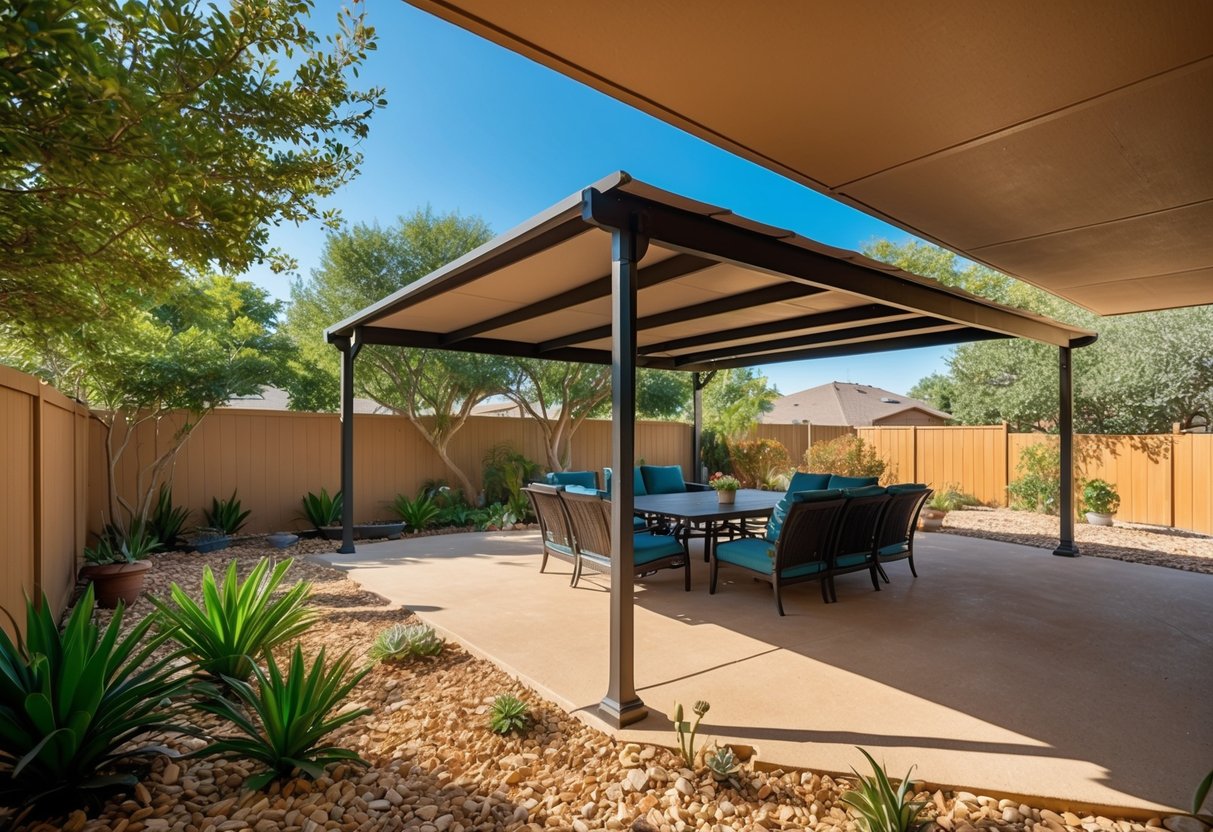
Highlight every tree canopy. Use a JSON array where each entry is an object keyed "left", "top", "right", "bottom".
[{"left": 1, "top": 0, "right": 383, "bottom": 335}]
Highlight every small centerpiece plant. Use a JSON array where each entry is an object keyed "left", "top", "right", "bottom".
[
  {"left": 1082, "top": 479, "right": 1120, "bottom": 527},
  {"left": 709, "top": 473, "right": 740, "bottom": 505}
]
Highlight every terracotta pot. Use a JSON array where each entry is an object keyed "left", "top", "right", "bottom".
[
  {"left": 716, "top": 489, "right": 736, "bottom": 505},
  {"left": 918, "top": 508, "right": 947, "bottom": 532},
  {"left": 1085, "top": 511, "right": 1115, "bottom": 527},
  {"left": 80, "top": 560, "right": 152, "bottom": 608}
]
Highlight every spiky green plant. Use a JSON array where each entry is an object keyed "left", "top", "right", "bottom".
[
  {"left": 392, "top": 493, "right": 441, "bottom": 531},
  {"left": 86, "top": 521, "right": 161, "bottom": 565},
  {"left": 840, "top": 747, "right": 929, "bottom": 832},
  {"left": 148, "top": 484, "right": 192, "bottom": 551},
  {"left": 488, "top": 694, "right": 530, "bottom": 735},
  {"left": 195, "top": 644, "right": 370, "bottom": 790},
  {"left": 301, "top": 488, "right": 343, "bottom": 529},
  {"left": 704, "top": 744, "right": 742, "bottom": 783},
  {"left": 204, "top": 490, "right": 251, "bottom": 535},
  {"left": 147, "top": 558, "right": 316, "bottom": 681},
  {"left": 673, "top": 699, "right": 710, "bottom": 768},
  {"left": 366, "top": 623, "right": 444, "bottom": 663},
  {"left": 1194, "top": 768, "right": 1213, "bottom": 824},
  {"left": 0, "top": 586, "right": 194, "bottom": 813}
]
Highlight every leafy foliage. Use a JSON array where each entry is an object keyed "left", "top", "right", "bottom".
[
  {"left": 436, "top": 504, "right": 478, "bottom": 527},
  {"left": 195, "top": 644, "right": 370, "bottom": 791},
  {"left": 147, "top": 558, "right": 316, "bottom": 682},
  {"left": 484, "top": 503, "right": 519, "bottom": 530},
  {"left": 482, "top": 443, "right": 541, "bottom": 506},
  {"left": 1081, "top": 479, "right": 1120, "bottom": 515},
  {"left": 925, "top": 484, "right": 977, "bottom": 513},
  {"left": 1007, "top": 444, "right": 1061, "bottom": 514},
  {"left": 0, "top": 585, "right": 192, "bottom": 813},
  {"left": 840, "top": 747, "right": 928, "bottom": 832},
  {"left": 367, "top": 623, "right": 444, "bottom": 663},
  {"left": 503, "top": 361, "right": 612, "bottom": 472},
  {"left": 393, "top": 494, "right": 441, "bottom": 531},
  {"left": 702, "top": 369, "right": 778, "bottom": 439},
  {"left": 148, "top": 485, "right": 191, "bottom": 551},
  {"left": 673, "top": 700, "right": 710, "bottom": 768},
  {"left": 699, "top": 428, "right": 732, "bottom": 478},
  {"left": 302, "top": 488, "right": 343, "bottom": 529},
  {"left": 488, "top": 694, "right": 531, "bottom": 735},
  {"left": 1194, "top": 768, "right": 1213, "bottom": 825},
  {"left": 204, "top": 490, "right": 251, "bottom": 535},
  {"left": 803, "top": 436, "right": 887, "bottom": 481},
  {"left": 0, "top": 0, "right": 382, "bottom": 334},
  {"left": 729, "top": 438, "right": 793, "bottom": 489},
  {"left": 86, "top": 522, "right": 161, "bottom": 565},
  {"left": 708, "top": 474, "right": 741, "bottom": 492}
]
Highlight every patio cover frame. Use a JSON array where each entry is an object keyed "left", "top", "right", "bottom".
[{"left": 326, "top": 173, "right": 1096, "bottom": 727}]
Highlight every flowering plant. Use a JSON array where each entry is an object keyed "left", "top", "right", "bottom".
[{"left": 708, "top": 473, "right": 740, "bottom": 492}]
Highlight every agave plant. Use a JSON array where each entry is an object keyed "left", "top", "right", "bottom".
[
  {"left": 147, "top": 557, "right": 316, "bottom": 682},
  {"left": 0, "top": 586, "right": 193, "bottom": 813},
  {"left": 704, "top": 744, "right": 742, "bottom": 783},
  {"left": 85, "top": 521, "right": 161, "bottom": 564},
  {"left": 148, "top": 484, "right": 192, "bottom": 551},
  {"left": 195, "top": 644, "right": 371, "bottom": 790},
  {"left": 204, "top": 490, "right": 251, "bottom": 535},
  {"left": 302, "top": 488, "right": 343, "bottom": 529},
  {"left": 392, "top": 493, "right": 441, "bottom": 531},
  {"left": 366, "top": 622, "right": 444, "bottom": 663},
  {"left": 488, "top": 693, "right": 530, "bottom": 735},
  {"left": 840, "top": 747, "right": 929, "bottom": 832}
]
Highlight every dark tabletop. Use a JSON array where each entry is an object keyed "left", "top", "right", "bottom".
[{"left": 633, "top": 488, "right": 783, "bottom": 521}]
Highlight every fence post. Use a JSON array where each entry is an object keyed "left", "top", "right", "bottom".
[
  {"left": 31, "top": 384, "right": 44, "bottom": 607},
  {"left": 1001, "top": 422, "right": 1010, "bottom": 507},
  {"left": 911, "top": 425, "right": 919, "bottom": 484}
]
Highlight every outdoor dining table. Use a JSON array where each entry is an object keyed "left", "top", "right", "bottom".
[{"left": 633, "top": 488, "right": 783, "bottom": 565}]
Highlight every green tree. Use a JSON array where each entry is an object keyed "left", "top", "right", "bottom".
[
  {"left": 283, "top": 210, "right": 507, "bottom": 497},
  {"left": 502, "top": 361, "right": 612, "bottom": 472},
  {"left": 907, "top": 372, "right": 956, "bottom": 415},
  {"left": 2, "top": 275, "right": 291, "bottom": 530},
  {"left": 1, "top": 0, "right": 382, "bottom": 334},
  {"left": 701, "top": 368, "right": 778, "bottom": 439}
]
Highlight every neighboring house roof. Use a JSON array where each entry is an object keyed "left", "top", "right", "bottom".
[
  {"left": 222, "top": 386, "right": 387, "bottom": 414},
  {"left": 762, "top": 382, "right": 951, "bottom": 426},
  {"left": 471, "top": 398, "right": 564, "bottom": 418}
]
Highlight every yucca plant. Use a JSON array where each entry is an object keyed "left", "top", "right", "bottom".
[
  {"left": 148, "top": 484, "right": 192, "bottom": 551},
  {"left": 86, "top": 521, "right": 161, "bottom": 564},
  {"left": 302, "top": 488, "right": 343, "bottom": 529},
  {"left": 840, "top": 747, "right": 929, "bottom": 832},
  {"left": 204, "top": 490, "right": 251, "bottom": 535},
  {"left": 195, "top": 644, "right": 371, "bottom": 790},
  {"left": 366, "top": 622, "right": 444, "bottom": 663},
  {"left": 392, "top": 493, "right": 441, "bottom": 531},
  {"left": 147, "top": 557, "right": 316, "bottom": 682},
  {"left": 488, "top": 693, "right": 530, "bottom": 735},
  {"left": 0, "top": 586, "right": 193, "bottom": 813}
]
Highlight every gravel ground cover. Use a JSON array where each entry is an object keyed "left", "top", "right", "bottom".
[
  {"left": 937, "top": 508, "right": 1213, "bottom": 574},
  {"left": 8, "top": 538, "right": 1194, "bottom": 832}
]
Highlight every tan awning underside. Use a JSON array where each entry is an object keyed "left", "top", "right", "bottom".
[
  {"left": 328, "top": 175, "right": 1093, "bottom": 368},
  {"left": 407, "top": 0, "right": 1213, "bottom": 316}
]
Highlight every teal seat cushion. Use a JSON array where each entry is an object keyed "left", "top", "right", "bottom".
[
  {"left": 829, "top": 474, "right": 879, "bottom": 489},
  {"left": 887, "top": 483, "right": 929, "bottom": 494},
  {"left": 603, "top": 467, "right": 648, "bottom": 496},
  {"left": 835, "top": 552, "right": 872, "bottom": 568},
  {"left": 878, "top": 542, "right": 909, "bottom": 557},
  {"left": 633, "top": 516, "right": 648, "bottom": 530},
  {"left": 545, "top": 540, "right": 573, "bottom": 556},
  {"left": 841, "top": 485, "right": 887, "bottom": 499},
  {"left": 788, "top": 471, "right": 831, "bottom": 492},
  {"left": 641, "top": 465, "right": 686, "bottom": 495},
  {"left": 765, "top": 487, "right": 844, "bottom": 542},
  {"left": 565, "top": 485, "right": 607, "bottom": 498},
  {"left": 716, "top": 537, "right": 826, "bottom": 579},
  {"left": 547, "top": 470, "right": 597, "bottom": 490},
  {"left": 633, "top": 532, "right": 686, "bottom": 564}
]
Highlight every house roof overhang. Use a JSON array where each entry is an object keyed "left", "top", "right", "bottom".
[
  {"left": 326, "top": 174, "right": 1094, "bottom": 368},
  {"left": 405, "top": 1, "right": 1213, "bottom": 316}
]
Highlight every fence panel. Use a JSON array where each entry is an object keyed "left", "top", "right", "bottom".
[
  {"left": 804, "top": 424, "right": 855, "bottom": 450},
  {"left": 753, "top": 423, "right": 810, "bottom": 467},
  {"left": 856, "top": 426, "right": 916, "bottom": 484},
  {"left": 1174, "top": 434, "right": 1213, "bottom": 535}
]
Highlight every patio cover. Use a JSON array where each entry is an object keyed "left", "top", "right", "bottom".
[
  {"left": 326, "top": 173, "right": 1095, "bottom": 727},
  {"left": 406, "top": 1, "right": 1213, "bottom": 316}
]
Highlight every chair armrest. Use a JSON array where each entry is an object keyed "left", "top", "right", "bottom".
[{"left": 684, "top": 482, "right": 712, "bottom": 492}]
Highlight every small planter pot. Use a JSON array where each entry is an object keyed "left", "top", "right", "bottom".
[
  {"left": 918, "top": 508, "right": 948, "bottom": 532},
  {"left": 80, "top": 560, "right": 151, "bottom": 608},
  {"left": 1085, "top": 511, "right": 1115, "bottom": 527},
  {"left": 266, "top": 532, "right": 300, "bottom": 549},
  {"left": 320, "top": 522, "right": 405, "bottom": 541},
  {"left": 716, "top": 489, "right": 737, "bottom": 505},
  {"left": 190, "top": 535, "right": 231, "bottom": 554}
]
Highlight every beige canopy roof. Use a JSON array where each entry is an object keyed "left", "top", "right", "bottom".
[
  {"left": 406, "top": 1, "right": 1213, "bottom": 316},
  {"left": 327, "top": 174, "right": 1093, "bottom": 366}
]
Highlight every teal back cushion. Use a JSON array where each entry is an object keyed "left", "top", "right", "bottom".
[
  {"left": 603, "top": 467, "right": 648, "bottom": 497},
  {"left": 546, "top": 470, "right": 597, "bottom": 490},
  {"left": 887, "top": 483, "right": 929, "bottom": 495},
  {"left": 828, "top": 474, "right": 879, "bottom": 489},
  {"left": 840, "top": 485, "right": 887, "bottom": 499},
  {"left": 767, "top": 488, "right": 844, "bottom": 542},
  {"left": 788, "top": 471, "right": 831, "bottom": 492},
  {"left": 790, "top": 488, "right": 845, "bottom": 503},
  {"left": 641, "top": 465, "right": 686, "bottom": 495}
]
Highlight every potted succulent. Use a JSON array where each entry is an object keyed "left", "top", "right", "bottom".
[
  {"left": 79, "top": 525, "right": 159, "bottom": 608},
  {"left": 1082, "top": 479, "right": 1120, "bottom": 526},
  {"left": 266, "top": 531, "right": 300, "bottom": 549},
  {"left": 189, "top": 526, "right": 231, "bottom": 554},
  {"left": 919, "top": 489, "right": 962, "bottom": 532},
  {"left": 709, "top": 472, "right": 740, "bottom": 505}
]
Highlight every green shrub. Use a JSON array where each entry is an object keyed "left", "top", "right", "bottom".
[
  {"left": 204, "top": 489, "right": 251, "bottom": 535},
  {"left": 86, "top": 521, "right": 161, "bottom": 564},
  {"left": 367, "top": 623, "right": 444, "bottom": 663},
  {"left": 729, "top": 438, "right": 793, "bottom": 489},
  {"left": 482, "top": 443, "right": 540, "bottom": 505},
  {"left": 302, "top": 488, "right": 343, "bottom": 529},
  {"left": 840, "top": 747, "right": 928, "bottom": 832},
  {"left": 0, "top": 586, "right": 193, "bottom": 813},
  {"left": 484, "top": 503, "right": 518, "bottom": 529},
  {"left": 1007, "top": 444, "right": 1061, "bottom": 514},
  {"left": 699, "top": 428, "right": 732, "bottom": 479},
  {"left": 148, "top": 484, "right": 191, "bottom": 550},
  {"left": 437, "top": 504, "right": 477, "bottom": 527},
  {"left": 673, "top": 699, "right": 710, "bottom": 768},
  {"left": 393, "top": 493, "right": 441, "bottom": 530},
  {"left": 488, "top": 693, "right": 530, "bottom": 735},
  {"left": 1081, "top": 479, "right": 1120, "bottom": 515},
  {"left": 148, "top": 557, "right": 316, "bottom": 682},
  {"left": 803, "top": 435, "right": 887, "bottom": 481},
  {"left": 196, "top": 644, "right": 371, "bottom": 790}
]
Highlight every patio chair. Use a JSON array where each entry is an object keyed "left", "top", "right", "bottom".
[
  {"left": 523, "top": 484, "right": 578, "bottom": 583},
  {"left": 639, "top": 464, "right": 710, "bottom": 494},
  {"left": 559, "top": 488, "right": 691, "bottom": 591},
  {"left": 873, "top": 484, "right": 932, "bottom": 582},
  {"left": 545, "top": 470, "right": 599, "bottom": 490},
  {"left": 711, "top": 489, "right": 847, "bottom": 615},
  {"left": 825, "top": 486, "right": 892, "bottom": 602}
]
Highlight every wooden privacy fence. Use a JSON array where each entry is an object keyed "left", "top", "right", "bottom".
[{"left": 0, "top": 366, "right": 90, "bottom": 636}]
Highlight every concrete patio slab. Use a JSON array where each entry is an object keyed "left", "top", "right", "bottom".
[{"left": 320, "top": 530, "right": 1213, "bottom": 814}]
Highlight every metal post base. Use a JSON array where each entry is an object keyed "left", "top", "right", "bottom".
[
  {"left": 1052, "top": 543, "right": 1081, "bottom": 557},
  {"left": 598, "top": 696, "right": 648, "bottom": 728},
  {"left": 337, "top": 543, "right": 357, "bottom": 555}
]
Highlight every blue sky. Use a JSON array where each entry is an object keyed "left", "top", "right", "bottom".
[{"left": 245, "top": 1, "right": 952, "bottom": 396}]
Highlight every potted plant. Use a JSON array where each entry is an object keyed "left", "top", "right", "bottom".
[
  {"left": 79, "top": 524, "right": 159, "bottom": 607},
  {"left": 190, "top": 527, "right": 231, "bottom": 554},
  {"left": 919, "top": 489, "right": 962, "bottom": 532},
  {"left": 709, "top": 473, "right": 740, "bottom": 505},
  {"left": 266, "top": 532, "right": 300, "bottom": 549},
  {"left": 1082, "top": 479, "right": 1120, "bottom": 526}
]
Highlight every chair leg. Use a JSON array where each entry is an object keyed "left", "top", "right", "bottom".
[
  {"left": 869, "top": 564, "right": 881, "bottom": 591},
  {"left": 774, "top": 578, "right": 785, "bottom": 616},
  {"left": 709, "top": 557, "right": 719, "bottom": 594},
  {"left": 570, "top": 557, "right": 581, "bottom": 587},
  {"left": 540, "top": 550, "right": 548, "bottom": 573},
  {"left": 908, "top": 553, "right": 918, "bottom": 577},
  {"left": 877, "top": 562, "right": 890, "bottom": 583},
  {"left": 683, "top": 557, "right": 691, "bottom": 592},
  {"left": 819, "top": 577, "right": 831, "bottom": 604},
  {"left": 827, "top": 575, "right": 838, "bottom": 603}
]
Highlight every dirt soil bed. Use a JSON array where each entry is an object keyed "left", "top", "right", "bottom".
[
  {"left": 938, "top": 507, "right": 1213, "bottom": 574},
  {"left": 11, "top": 540, "right": 1184, "bottom": 832}
]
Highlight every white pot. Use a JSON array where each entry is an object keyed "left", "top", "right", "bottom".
[{"left": 1085, "top": 511, "right": 1115, "bottom": 527}]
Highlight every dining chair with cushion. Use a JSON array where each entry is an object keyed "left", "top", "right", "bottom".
[
  {"left": 523, "top": 484, "right": 578, "bottom": 583},
  {"left": 825, "top": 486, "right": 892, "bottom": 602},
  {"left": 545, "top": 470, "right": 599, "bottom": 490},
  {"left": 874, "top": 484, "right": 932, "bottom": 581}
]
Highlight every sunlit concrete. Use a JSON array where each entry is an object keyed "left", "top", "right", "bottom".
[{"left": 321, "top": 530, "right": 1212, "bottom": 813}]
